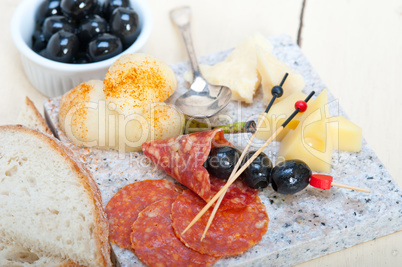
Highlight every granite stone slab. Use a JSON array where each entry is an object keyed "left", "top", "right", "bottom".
[{"left": 44, "top": 34, "right": 402, "bottom": 267}]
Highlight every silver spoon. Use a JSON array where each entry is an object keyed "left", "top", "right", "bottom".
[{"left": 170, "top": 7, "right": 232, "bottom": 118}]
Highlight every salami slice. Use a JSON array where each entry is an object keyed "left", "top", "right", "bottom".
[
  {"left": 131, "top": 198, "right": 218, "bottom": 267},
  {"left": 171, "top": 190, "right": 269, "bottom": 257},
  {"left": 143, "top": 129, "right": 245, "bottom": 205},
  {"left": 106, "top": 180, "right": 182, "bottom": 249},
  {"left": 210, "top": 176, "right": 258, "bottom": 210}
]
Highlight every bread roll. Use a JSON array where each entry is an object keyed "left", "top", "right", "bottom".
[
  {"left": 59, "top": 81, "right": 184, "bottom": 152},
  {"left": 120, "top": 102, "right": 185, "bottom": 152},
  {"left": 59, "top": 80, "right": 118, "bottom": 149},
  {"left": 59, "top": 54, "right": 181, "bottom": 152},
  {"left": 103, "top": 53, "right": 177, "bottom": 116}
]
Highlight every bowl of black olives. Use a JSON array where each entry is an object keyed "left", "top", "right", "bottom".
[{"left": 11, "top": 0, "right": 152, "bottom": 97}]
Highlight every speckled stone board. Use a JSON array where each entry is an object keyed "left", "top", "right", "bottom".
[{"left": 44, "top": 35, "right": 402, "bottom": 267}]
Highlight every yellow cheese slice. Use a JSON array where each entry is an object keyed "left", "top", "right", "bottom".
[
  {"left": 184, "top": 33, "right": 273, "bottom": 103},
  {"left": 256, "top": 46, "right": 305, "bottom": 104},
  {"left": 278, "top": 89, "right": 333, "bottom": 173},
  {"left": 255, "top": 91, "right": 307, "bottom": 141},
  {"left": 328, "top": 116, "right": 362, "bottom": 152}
]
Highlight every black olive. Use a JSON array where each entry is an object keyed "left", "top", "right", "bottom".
[
  {"left": 92, "top": 2, "right": 104, "bottom": 17},
  {"left": 109, "top": 7, "right": 139, "bottom": 49},
  {"left": 60, "top": 0, "right": 97, "bottom": 20},
  {"left": 240, "top": 151, "right": 272, "bottom": 189},
  {"left": 36, "top": 0, "right": 63, "bottom": 26},
  {"left": 103, "top": 0, "right": 130, "bottom": 20},
  {"left": 45, "top": 31, "right": 79, "bottom": 63},
  {"left": 271, "top": 160, "right": 312, "bottom": 194},
  {"left": 205, "top": 146, "right": 241, "bottom": 180},
  {"left": 42, "top": 15, "right": 75, "bottom": 40},
  {"left": 32, "top": 0, "right": 139, "bottom": 63},
  {"left": 39, "top": 49, "right": 47, "bottom": 58},
  {"left": 73, "top": 53, "right": 91, "bottom": 64},
  {"left": 77, "top": 15, "right": 108, "bottom": 44},
  {"left": 88, "top": 33, "right": 122, "bottom": 62},
  {"left": 32, "top": 30, "right": 47, "bottom": 52}
]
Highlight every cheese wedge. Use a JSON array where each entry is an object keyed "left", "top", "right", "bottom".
[
  {"left": 184, "top": 33, "right": 273, "bottom": 103},
  {"left": 328, "top": 116, "right": 362, "bottom": 152},
  {"left": 255, "top": 91, "right": 307, "bottom": 141},
  {"left": 278, "top": 89, "right": 333, "bottom": 173},
  {"left": 256, "top": 46, "right": 305, "bottom": 104}
]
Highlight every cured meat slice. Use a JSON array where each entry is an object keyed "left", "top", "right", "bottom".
[
  {"left": 171, "top": 190, "right": 269, "bottom": 257},
  {"left": 210, "top": 176, "right": 258, "bottom": 210},
  {"left": 143, "top": 129, "right": 256, "bottom": 208},
  {"left": 106, "top": 180, "right": 182, "bottom": 249},
  {"left": 142, "top": 129, "right": 231, "bottom": 201},
  {"left": 131, "top": 198, "right": 218, "bottom": 267}
]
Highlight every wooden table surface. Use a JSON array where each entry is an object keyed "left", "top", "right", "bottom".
[{"left": 2, "top": 0, "right": 401, "bottom": 266}]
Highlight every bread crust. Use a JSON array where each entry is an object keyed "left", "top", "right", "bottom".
[
  {"left": 23, "top": 97, "right": 53, "bottom": 135},
  {"left": 0, "top": 125, "right": 112, "bottom": 267},
  {"left": 58, "top": 260, "right": 85, "bottom": 267}
]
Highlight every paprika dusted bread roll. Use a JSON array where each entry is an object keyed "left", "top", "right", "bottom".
[
  {"left": 103, "top": 53, "right": 177, "bottom": 116},
  {"left": 0, "top": 125, "right": 111, "bottom": 267},
  {"left": 59, "top": 80, "right": 118, "bottom": 150},
  {"left": 121, "top": 102, "right": 184, "bottom": 152},
  {"left": 59, "top": 54, "right": 184, "bottom": 152}
]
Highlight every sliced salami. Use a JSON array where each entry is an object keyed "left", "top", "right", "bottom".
[
  {"left": 131, "top": 198, "right": 218, "bottom": 267},
  {"left": 171, "top": 190, "right": 269, "bottom": 257},
  {"left": 143, "top": 129, "right": 256, "bottom": 209},
  {"left": 106, "top": 180, "right": 182, "bottom": 249},
  {"left": 210, "top": 176, "right": 258, "bottom": 210}
]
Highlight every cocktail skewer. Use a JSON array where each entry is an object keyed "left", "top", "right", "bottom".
[
  {"left": 199, "top": 73, "right": 289, "bottom": 241},
  {"left": 310, "top": 174, "right": 370, "bottom": 193},
  {"left": 182, "top": 88, "right": 315, "bottom": 237}
]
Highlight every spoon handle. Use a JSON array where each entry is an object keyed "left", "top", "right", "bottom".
[{"left": 170, "top": 6, "right": 202, "bottom": 78}]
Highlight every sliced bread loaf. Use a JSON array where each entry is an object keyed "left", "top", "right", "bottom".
[
  {"left": 0, "top": 125, "right": 111, "bottom": 267},
  {"left": 17, "top": 97, "right": 52, "bottom": 135},
  {"left": 0, "top": 240, "right": 82, "bottom": 266}
]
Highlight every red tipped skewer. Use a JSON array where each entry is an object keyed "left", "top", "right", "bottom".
[
  {"left": 183, "top": 87, "right": 316, "bottom": 239},
  {"left": 310, "top": 174, "right": 370, "bottom": 193},
  {"left": 198, "top": 73, "right": 289, "bottom": 241}
]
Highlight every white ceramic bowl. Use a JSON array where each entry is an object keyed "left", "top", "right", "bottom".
[{"left": 11, "top": 0, "right": 153, "bottom": 97}]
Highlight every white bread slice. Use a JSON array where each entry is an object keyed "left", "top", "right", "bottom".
[
  {"left": 0, "top": 240, "right": 81, "bottom": 266},
  {"left": 17, "top": 97, "right": 52, "bottom": 135},
  {"left": 0, "top": 125, "right": 111, "bottom": 267}
]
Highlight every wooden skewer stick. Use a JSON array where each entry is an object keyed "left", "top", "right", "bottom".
[
  {"left": 200, "top": 74, "right": 289, "bottom": 241},
  {"left": 182, "top": 91, "right": 316, "bottom": 236},
  {"left": 181, "top": 126, "right": 284, "bottom": 235},
  {"left": 200, "top": 120, "right": 263, "bottom": 241},
  {"left": 331, "top": 182, "right": 370, "bottom": 193},
  {"left": 309, "top": 174, "right": 370, "bottom": 193}
]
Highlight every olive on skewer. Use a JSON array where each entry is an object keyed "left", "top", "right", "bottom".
[
  {"left": 203, "top": 147, "right": 312, "bottom": 193},
  {"left": 240, "top": 151, "right": 272, "bottom": 189},
  {"left": 204, "top": 146, "right": 311, "bottom": 192},
  {"left": 204, "top": 149, "right": 369, "bottom": 194},
  {"left": 270, "top": 160, "right": 311, "bottom": 194},
  {"left": 204, "top": 146, "right": 273, "bottom": 189},
  {"left": 204, "top": 146, "right": 241, "bottom": 180}
]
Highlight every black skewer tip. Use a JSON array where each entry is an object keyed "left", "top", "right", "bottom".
[
  {"left": 264, "top": 95, "right": 277, "bottom": 113},
  {"left": 281, "top": 91, "right": 316, "bottom": 128},
  {"left": 305, "top": 91, "right": 315, "bottom": 103},
  {"left": 279, "top": 73, "right": 289, "bottom": 87},
  {"left": 264, "top": 73, "right": 290, "bottom": 114}
]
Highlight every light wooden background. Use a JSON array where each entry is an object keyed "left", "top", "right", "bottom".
[{"left": 2, "top": 0, "right": 401, "bottom": 266}]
